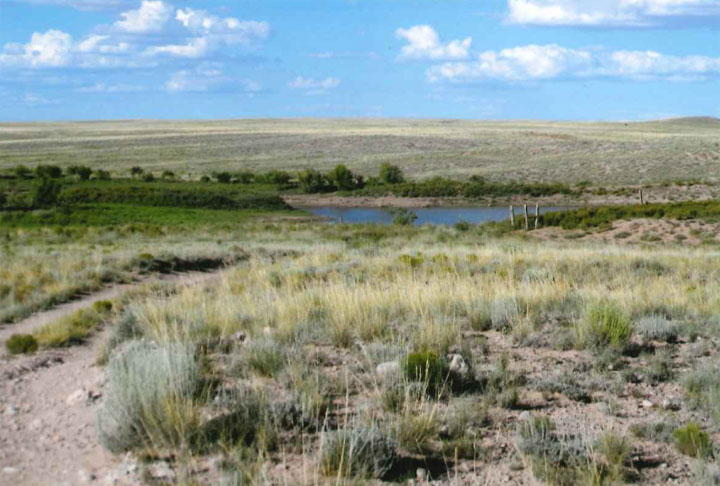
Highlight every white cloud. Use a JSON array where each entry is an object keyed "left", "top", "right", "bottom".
[
  {"left": 175, "top": 8, "right": 270, "bottom": 45},
  {"left": 288, "top": 76, "right": 341, "bottom": 94},
  {"left": 396, "top": 25, "right": 471, "bottom": 60},
  {"left": 145, "top": 37, "right": 210, "bottom": 58},
  {"left": 76, "top": 82, "right": 145, "bottom": 93},
  {"left": 165, "top": 65, "right": 261, "bottom": 93},
  {"left": 76, "top": 35, "right": 130, "bottom": 54},
  {"left": 0, "top": 30, "right": 72, "bottom": 67},
  {"left": 427, "top": 43, "right": 720, "bottom": 82},
  {"left": 507, "top": 0, "right": 720, "bottom": 27},
  {"left": 23, "top": 93, "right": 56, "bottom": 105},
  {"left": 115, "top": 0, "right": 173, "bottom": 33}
]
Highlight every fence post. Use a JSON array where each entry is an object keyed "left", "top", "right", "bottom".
[
  {"left": 524, "top": 204, "right": 529, "bottom": 231},
  {"left": 639, "top": 189, "right": 644, "bottom": 205},
  {"left": 509, "top": 205, "right": 515, "bottom": 226},
  {"left": 535, "top": 203, "right": 540, "bottom": 229}
]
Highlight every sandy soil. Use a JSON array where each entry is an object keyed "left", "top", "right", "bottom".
[{"left": 0, "top": 270, "right": 224, "bottom": 486}]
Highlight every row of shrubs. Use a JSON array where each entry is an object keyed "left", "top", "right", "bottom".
[{"left": 542, "top": 201, "right": 720, "bottom": 229}]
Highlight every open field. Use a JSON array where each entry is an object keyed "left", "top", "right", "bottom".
[{"left": 2, "top": 117, "right": 720, "bottom": 185}]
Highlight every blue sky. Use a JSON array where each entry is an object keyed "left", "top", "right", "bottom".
[{"left": 0, "top": 0, "right": 718, "bottom": 121}]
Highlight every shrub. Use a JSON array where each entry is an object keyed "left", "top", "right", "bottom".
[
  {"left": 575, "top": 303, "right": 632, "bottom": 351},
  {"left": 33, "top": 307, "right": 104, "bottom": 347},
  {"left": 142, "top": 173, "right": 155, "bottom": 182},
  {"left": 34, "top": 165, "right": 62, "bottom": 179},
  {"left": 5, "top": 334, "right": 38, "bottom": 355},
  {"left": 92, "top": 300, "right": 113, "bottom": 313},
  {"left": 94, "top": 169, "right": 110, "bottom": 180},
  {"left": 379, "top": 163, "right": 404, "bottom": 184},
  {"left": 67, "top": 165, "right": 93, "bottom": 180},
  {"left": 329, "top": 164, "right": 363, "bottom": 191},
  {"left": 297, "top": 169, "right": 334, "bottom": 193},
  {"left": 237, "top": 338, "right": 286, "bottom": 377},
  {"left": 31, "top": 178, "right": 62, "bottom": 208},
  {"left": 395, "top": 406, "right": 439, "bottom": 453},
  {"left": 635, "top": 315, "right": 680, "bottom": 343},
  {"left": 491, "top": 297, "right": 520, "bottom": 331},
  {"left": 97, "top": 341, "right": 200, "bottom": 452},
  {"left": 390, "top": 208, "right": 417, "bottom": 226},
  {"left": 13, "top": 165, "right": 32, "bottom": 179},
  {"left": 130, "top": 166, "right": 144, "bottom": 177},
  {"left": 403, "top": 351, "right": 449, "bottom": 389},
  {"left": 161, "top": 170, "right": 175, "bottom": 179},
  {"left": 256, "top": 170, "right": 292, "bottom": 186},
  {"left": 319, "top": 426, "right": 397, "bottom": 479},
  {"left": 674, "top": 423, "right": 711, "bottom": 458}
]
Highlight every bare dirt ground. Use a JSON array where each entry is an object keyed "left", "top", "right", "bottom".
[{"left": 0, "top": 271, "right": 223, "bottom": 486}]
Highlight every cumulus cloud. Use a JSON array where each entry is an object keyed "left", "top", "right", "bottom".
[
  {"left": 115, "top": 0, "right": 173, "bottom": 33},
  {"left": 0, "top": 2, "right": 270, "bottom": 69},
  {"left": 76, "top": 82, "right": 145, "bottom": 93},
  {"left": 427, "top": 43, "right": 720, "bottom": 82},
  {"left": 396, "top": 25, "right": 471, "bottom": 60},
  {"left": 165, "top": 65, "right": 261, "bottom": 93},
  {"left": 506, "top": 0, "right": 720, "bottom": 27},
  {"left": 288, "top": 76, "right": 341, "bottom": 94}
]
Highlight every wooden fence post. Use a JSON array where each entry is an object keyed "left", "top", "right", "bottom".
[
  {"left": 524, "top": 204, "right": 529, "bottom": 231},
  {"left": 535, "top": 203, "right": 540, "bottom": 230},
  {"left": 509, "top": 205, "right": 514, "bottom": 226},
  {"left": 639, "top": 189, "right": 644, "bottom": 205}
]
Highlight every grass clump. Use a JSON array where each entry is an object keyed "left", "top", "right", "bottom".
[
  {"left": 97, "top": 340, "right": 200, "bottom": 453},
  {"left": 235, "top": 337, "right": 286, "bottom": 377},
  {"left": 5, "top": 334, "right": 38, "bottom": 355},
  {"left": 319, "top": 426, "right": 397, "bottom": 479},
  {"left": 33, "top": 306, "right": 110, "bottom": 347},
  {"left": 674, "top": 423, "right": 712, "bottom": 458},
  {"left": 575, "top": 303, "right": 632, "bottom": 351},
  {"left": 635, "top": 314, "right": 680, "bottom": 343},
  {"left": 403, "top": 351, "right": 449, "bottom": 391}
]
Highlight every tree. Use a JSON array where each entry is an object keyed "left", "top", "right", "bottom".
[
  {"left": 13, "top": 165, "right": 31, "bottom": 179},
  {"left": 379, "top": 163, "right": 404, "bottom": 184},
  {"left": 68, "top": 165, "right": 93, "bottom": 180},
  {"left": 0, "top": 190, "right": 6, "bottom": 210},
  {"left": 94, "top": 169, "right": 111, "bottom": 180},
  {"left": 214, "top": 171, "right": 232, "bottom": 183},
  {"left": 298, "top": 169, "right": 333, "bottom": 193},
  {"left": 161, "top": 170, "right": 175, "bottom": 180},
  {"left": 32, "top": 178, "right": 61, "bottom": 208},
  {"left": 130, "top": 166, "right": 144, "bottom": 177},
  {"left": 329, "top": 164, "right": 360, "bottom": 191},
  {"left": 34, "top": 165, "right": 62, "bottom": 179}
]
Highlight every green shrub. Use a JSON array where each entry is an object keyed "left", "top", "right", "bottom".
[
  {"left": 97, "top": 341, "right": 200, "bottom": 452},
  {"left": 379, "top": 163, "right": 404, "bottom": 184},
  {"left": 5, "top": 334, "right": 38, "bottom": 355},
  {"left": 491, "top": 297, "right": 521, "bottom": 331},
  {"left": 635, "top": 314, "right": 680, "bottom": 343},
  {"left": 329, "top": 164, "right": 363, "bottom": 191},
  {"left": 34, "top": 165, "right": 62, "bottom": 179},
  {"left": 31, "top": 178, "right": 62, "bottom": 208},
  {"left": 674, "top": 423, "right": 711, "bottom": 458},
  {"left": 297, "top": 169, "right": 334, "bottom": 193},
  {"left": 319, "top": 426, "right": 397, "bottom": 479},
  {"left": 403, "top": 351, "right": 449, "bottom": 390},
  {"left": 237, "top": 338, "right": 286, "bottom": 377},
  {"left": 214, "top": 171, "right": 232, "bottom": 183},
  {"left": 576, "top": 303, "right": 632, "bottom": 351},
  {"left": 33, "top": 307, "right": 103, "bottom": 347},
  {"left": 92, "top": 300, "right": 113, "bottom": 313},
  {"left": 67, "top": 165, "right": 93, "bottom": 180}
]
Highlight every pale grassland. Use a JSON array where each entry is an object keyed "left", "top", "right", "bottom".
[
  {"left": 1, "top": 117, "right": 719, "bottom": 184},
  {"left": 93, "top": 234, "right": 720, "bottom": 485}
]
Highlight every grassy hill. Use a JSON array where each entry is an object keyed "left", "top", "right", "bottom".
[{"left": 1, "top": 117, "right": 719, "bottom": 185}]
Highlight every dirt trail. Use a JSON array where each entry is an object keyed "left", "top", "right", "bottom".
[{"left": 0, "top": 269, "right": 224, "bottom": 486}]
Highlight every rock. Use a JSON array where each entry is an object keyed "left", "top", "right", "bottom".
[
  {"left": 148, "top": 461, "right": 175, "bottom": 481},
  {"left": 376, "top": 361, "right": 401, "bottom": 379},
  {"left": 517, "top": 411, "right": 532, "bottom": 422},
  {"left": 416, "top": 467, "right": 427, "bottom": 481},
  {"left": 641, "top": 399, "right": 653, "bottom": 409},
  {"left": 3, "top": 467, "right": 19, "bottom": 474},
  {"left": 448, "top": 354, "right": 470, "bottom": 379},
  {"left": 66, "top": 388, "right": 88, "bottom": 406},
  {"left": 4, "top": 405, "right": 18, "bottom": 416},
  {"left": 78, "top": 468, "right": 96, "bottom": 483},
  {"left": 661, "top": 399, "right": 680, "bottom": 411}
]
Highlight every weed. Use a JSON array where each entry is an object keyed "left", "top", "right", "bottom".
[
  {"left": 319, "top": 426, "right": 397, "bottom": 479},
  {"left": 674, "top": 423, "right": 712, "bottom": 458},
  {"left": 5, "top": 334, "right": 38, "bottom": 355},
  {"left": 575, "top": 303, "right": 632, "bottom": 351}
]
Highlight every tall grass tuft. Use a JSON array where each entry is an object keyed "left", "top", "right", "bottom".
[{"left": 97, "top": 340, "right": 200, "bottom": 453}]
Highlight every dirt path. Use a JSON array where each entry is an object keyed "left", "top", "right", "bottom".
[{"left": 0, "top": 270, "right": 224, "bottom": 486}]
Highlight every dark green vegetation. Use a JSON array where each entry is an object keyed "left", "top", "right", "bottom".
[
  {"left": 5, "top": 334, "right": 39, "bottom": 355},
  {"left": 543, "top": 201, "right": 720, "bottom": 229}
]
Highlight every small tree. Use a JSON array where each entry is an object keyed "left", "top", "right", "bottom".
[
  {"left": 329, "top": 164, "right": 361, "bottom": 191},
  {"left": 130, "top": 166, "right": 144, "bottom": 177},
  {"left": 68, "top": 165, "right": 93, "bottom": 180},
  {"left": 214, "top": 171, "right": 232, "bottom": 183},
  {"left": 13, "top": 165, "right": 32, "bottom": 179},
  {"left": 235, "top": 171, "right": 255, "bottom": 184},
  {"left": 94, "top": 169, "right": 111, "bottom": 180},
  {"left": 298, "top": 169, "right": 334, "bottom": 193},
  {"left": 161, "top": 170, "right": 175, "bottom": 180},
  {"left": 34, "top": 165, "right": 63, "bottom": 179},
  {"left": 32, "top": 178, "right": 61, "bottom": 208},
  {"left": 379, "top": 163, "right": 404, "bottom": 184}
]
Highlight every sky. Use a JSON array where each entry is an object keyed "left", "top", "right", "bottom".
[{"left": 0, "top": 0, "right": 718, "bottom": 121}]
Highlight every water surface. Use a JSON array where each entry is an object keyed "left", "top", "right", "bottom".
[{"left": 304, "top": 206, "right": 568, "bottom": 226}]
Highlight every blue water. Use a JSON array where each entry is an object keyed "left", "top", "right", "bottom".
[{"left": 304, "top": 206, "right": 568, "bottom": 226}]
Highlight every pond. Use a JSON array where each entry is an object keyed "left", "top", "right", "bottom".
[{"left": 303, "top": 206, "right": 569, "bottom": 226}]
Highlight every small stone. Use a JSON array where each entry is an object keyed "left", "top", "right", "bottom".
[
  {"left": 517, "top": 411, "right": 532, "bottom": 422},
  {"left": 376, "top": 361, "right": 401, "bottom": 378},
  {"left": 149, "top": 461, "right": 175, "bottom": 480},
  {"left": 642, "top": 399, "right": 653, "bottom": 409},
  {"left": 661, "top": 399, "right": 680, "bottom": 411},
  {"left": 448, "top": 354, "right": 470, "bottom": 379},
  {"left": 66, "top": 388, "right": 88, "bottom": 406},
  {"left": 4, "top": 405, "right": 18, "bottom": 416},
  {"left": 416, "top": 467, "right": 427, "bottom": 481},
  {"left": 3, "top": 467, "right": 19, "bottom": 474}
]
